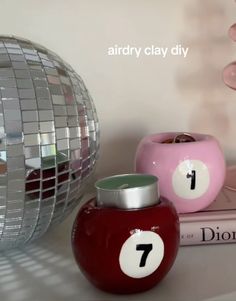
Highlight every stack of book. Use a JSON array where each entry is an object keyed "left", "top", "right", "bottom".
[{"left": 180, "top": 166, "right": 236, "bottom": 246}]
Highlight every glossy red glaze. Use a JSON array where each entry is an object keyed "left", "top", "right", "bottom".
[{"left": 72, "top": 197, "right": 180, "bottom": 294}]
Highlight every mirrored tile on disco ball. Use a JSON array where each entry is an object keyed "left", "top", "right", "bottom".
[
  {"left": 0, "top": 138, "right": 6, "bottom": 150},
  {"left": 37, "top": 99, "right": 52, "bottom": 109},
  {"left": 25, "top": 54, "right": 40, "bottom": 62},
  {"left": 39, "top": 110, "right": 53, "bottom": 121},
  {"left": 49, "top": 84, "right": 63, "bottom": 96},
  {"left": 70, "top": 139, "right": 81, "bottom": 150},
  {"left": 8, "top": 169, "right": 24, "bottom": 181},
  {"left": 0, "top": 48, "right": 7, "bottom": 54},
  {"left": 25, "top": 191, "right": 40, "bottom": 201},
  {"left": 0, "top": 186, "right": 6, "bottom": 195},
  {"left": 20, "top": 99, "right": 37, "bottom": 110},
  {"left": 34, "top": 78, "right": 47, "bottom": 87},
  {"left": 56, "top": 128, "right": 68, "bottom": 139},
  {"left": 0, "top": 175, "right": 7, "bottom": 185},
  {"left": 0, "top": 54, "right": 10, "bottom": 61},
  {"left": 26, "top": 180, "right": 40, "bottom": 191},
  {"left": 6, "top": 133, "right": 23, "bottom": 145},
  {"left": 22, "top": 110, "right": 38, "bottom": 122},
  {"left": 55, "top": 116, "right": 67, "bottom": 127},
  {"left": 24, "top": 146, "right": 40, "bottom": 159},
  {"left": 47, "top": 75, "right": 60, "bottom": 85},
  {"left": 41, "top": 145, "right": 56, "bottom": 157},
  {"left": 56, "top": 67, "right": 67, "bottom": 77},
  {"left": 9, "top": 54, "right": 25, "bottom": 62},
  {"left": 60, "top": 76, "right": 70, "bottom": 85},
  {"left": 88, "top": 120, "right": 95, "bottom": 131},
  {"left": 68, "top": 116, "right": 78, "bottom": 127},
  {"left": 57, "top": 161, "right": 69, "bottom": 173},
  {"left": 23, "top": 122, "right": 38, "bottom": 134},
  {"left": 53, "top": 105, "right": 67, "bottom": 116},
  {"left": 8, "top": 180, "right": 24, "bottom": 191},
  {"left": 0, "top": 150, "right": 6, "bottom": 161},
  {"left": 36, "top": 87, "right": 50, "bottom": 99},
  {"left": 57, "top": 183, "right": 67, "bottom": 194},
  {"left": 40, "top": 121, "right": 55, "bottom": 133},
  {"left": 7, "top": 144, "right": 23, "bottom": 157},
  {"left": 42, "top": 59, "right": 54, "bottom": 68},
  {"left": 29, "top": 64, "right": 42, "bottom": 70},
  {"left": 16, "top": 78, "right": 33, "bottom": 89},
  {"left": 81, "top": 126, "right": 89, "bottom": 138},
  {"left": 2, "top": 99, "right": 20, "bottom": 110},
  {"left": 44, "top": 67, "right": 58, "bottom": 76},
  {"left": 42, "top": 167, "right": 55, "bottom": 178},
  {"left": 38, "top": 52, "right": 49, "bottom": 60},
  {"left": 7, "top": 156, "right": 24, "bottom": 170},
  {"left": 21, "top": 47, "right": 36, "bottom": 55},
  {"left": 7, "top": 48, "right": 23, "bottom": 55},
  {"left": 12, "top": 61, "right": 28, "bottom": 69},
  {"left": 52, "top": 95, "right": 65, "bottom": 105},
  {"left": 1, "top": 88, "right": 18, "bottom": 99},
  {"left": 19, "top": 89, "right": 35, "bottom": 99},
  {"left": 0, "top": 162, "right": 6, "bottom": 174},
  {"left": 40, "top": 197, "right": 54, "bottom": 208},
  {"left": 0, "top": 62, "right": 12, "bottom": 69},
  {"left": 40, "top": 133, "right": 55, "bottom": 145},
  {"left": 26, "top": 157, "right": 41, "bottom": 169},
  {"left": 57, "top": 150, "right": 69, "bottom": 162},
  {"left": 4, "top": 110, "right": 21, "bottom": 121},
  {"left": 86, "top": 109, "right": 95, "bottom": 120},
  {"left": 57, "top": 139, "right": 69, "bottom": 151},
  {"left": 4, "top": 42, "right": 20, "bottom": 49},
  {"left": 71, "top": 149, "right": 81, "bottom": 161},
  {"left": 30, "top": 69, "right": 45, "bottom": 79},
  {"left": 42, "top": 157, "right": 56, "bottom": 169},
  {"left": 15, "top": 69, "right": 30, "bottom": 79},
  {"left": 0, "top": 79, "right": 16, "bottom": 88},
  {"left": 67, "top": 105, "right": 77, "bottom": 116},
  {"left": 24, "top": 134, "right": 40, "bottom": 146},
  {"left": 24, "top": 200, "right": 40, "bottom": 210},
  {"left": 69, "top": 127, "right": 80, "bottom": 139}
]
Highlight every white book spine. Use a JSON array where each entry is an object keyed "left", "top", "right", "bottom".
[{"left": 180, "top": 219, "right": 236, "bottom": 245}]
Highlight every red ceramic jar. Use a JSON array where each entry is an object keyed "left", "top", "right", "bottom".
[{"left": 72, "top": 174, "right": 180, "bottom": 294}]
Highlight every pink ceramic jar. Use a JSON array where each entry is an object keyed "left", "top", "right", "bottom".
[{"left": 135, "top": 132, "right": 226, "bottom": 213}]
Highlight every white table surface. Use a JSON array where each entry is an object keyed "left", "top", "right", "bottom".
[{"left": 0, "top": 196, "right": 235, "bottom": 301}]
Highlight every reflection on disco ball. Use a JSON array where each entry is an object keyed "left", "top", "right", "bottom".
[{"left": 0, "top": 36, "right": 99, "bottom": 250}]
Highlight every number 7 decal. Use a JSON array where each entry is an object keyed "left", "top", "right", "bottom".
[
  {"left": 136, "top": 244, "right": 153, "bottom": 267},
  {"left": 119, "top": 231, "right": 164, "bottom": 278}
]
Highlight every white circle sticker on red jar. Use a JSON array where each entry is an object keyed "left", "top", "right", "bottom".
[
  {"left": 172, "top": 159, "right": 210, "bottom": 199},
  {"left": 119, "top": 230, "right": 164, "bottom": 279}
]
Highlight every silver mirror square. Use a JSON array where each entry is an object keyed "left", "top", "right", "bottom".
[{"left": 23, "top": 122, "right": 38, "bottom": 134}]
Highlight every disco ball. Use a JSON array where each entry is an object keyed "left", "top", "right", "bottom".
[{"left": 0, "top": 36, "right": 99, "bottom": 250}]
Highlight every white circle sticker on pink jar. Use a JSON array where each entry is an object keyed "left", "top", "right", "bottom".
[
  {"left": 172, "top": 159, "right": 210, "bottom": 199},
  {"left": 119, "top": 230, "right": 164, "bottom": 279}
]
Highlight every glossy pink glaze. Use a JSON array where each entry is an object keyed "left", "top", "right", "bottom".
[{"left": 135, "top": 132, "right": 226, "bottom": 213}]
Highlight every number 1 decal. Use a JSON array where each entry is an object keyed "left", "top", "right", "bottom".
[
  {"left": 172, "top": 160, "right": 210, "bottom": 200},
  {"left": 186, "top": 170, "right": 196, "bottom": 190},
  {"left": 136, "top": 244, "right": 153, "bottom": 267}
]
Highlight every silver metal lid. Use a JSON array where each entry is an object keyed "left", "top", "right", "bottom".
[{"left": 95, "top": 174, "right": 160, "bottom": 209}]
